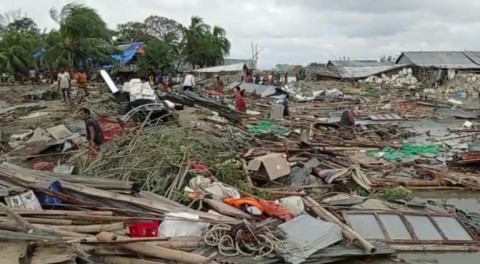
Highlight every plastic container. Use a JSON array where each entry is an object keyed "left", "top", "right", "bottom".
[
  {"left": 270, "top": 104, "right": 285, "bottom": 121},
  {"left": 128, "top": 221, "right": 159, "bottom": 237}
]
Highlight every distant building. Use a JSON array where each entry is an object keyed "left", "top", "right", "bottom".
[
  {"left": 324, "top": 60, "right": 405, "bottom": 80},
  {"left": 395, "top": 51, "right": 480, "bottom": 85},
  {"left": 396, "top": 51, "right": 480, "bottom": 70}
]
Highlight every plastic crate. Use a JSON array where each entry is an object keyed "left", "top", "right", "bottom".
[{"left": 128, "top": 221, "right": 159, "bottom": 237}]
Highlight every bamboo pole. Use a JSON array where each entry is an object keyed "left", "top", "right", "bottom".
[
  {"left": 0, "top": 219, "right": 89, "bottom": 238},
  {"left": 7, "top": 209, "right": 114, "bottom": 216},
  {"left": 0, "top": 162, "right": 235, "bottom": 223},
  {"left": 304, "top": 196, "right": 376, "bottom": 254},
  {"left": 391, "top": 244, "right": 478, "bottom": 252},
  {"left": 54, "top": 222, "right": 125, "bottom": 233},
  {"left": 96, "top": 232, "right": 217, "bottom": 264},
  {"left": 101, "top": 257, "right": 167, "bottom": 264},
  {"left": 0, "top": 217, "right": 72, "bottom": 225},
  {"left": 0, "top": 203, "right": 35, "bottom": 232}
]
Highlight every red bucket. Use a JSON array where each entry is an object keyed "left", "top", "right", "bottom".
[{"left": 128, "top": 221, "right": 159, "bottom": 238}]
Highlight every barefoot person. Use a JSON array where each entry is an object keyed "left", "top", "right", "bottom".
[
  {"left": 75, "top": 68, "right": 88, "bottom": 97},
  {"left": 58, "top": 68, "right": 71, "bottom": 104}
]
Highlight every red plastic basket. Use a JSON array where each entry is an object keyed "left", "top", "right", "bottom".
[{"left": 128, "top": 221, "right": 159, "bottom": 237}]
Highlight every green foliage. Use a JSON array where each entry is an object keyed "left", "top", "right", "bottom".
[
  {"left": 115, "top": 21, "right": 151, "bottom": 42},
  {"left": 45, "top": 3, "right": 114, "bottom": 70},
  {"left": 0, "top": 31, "right": 38, "bottom": 80},
  {"left": 182, "top": 16, "right": 231, "bottom": 69},
  {"left": 0, "top": 4, "right": 232, "bottom": 77},
  {"left": 137, "top": 39, "right": 175, "bottom": 73},
  {"left": 5, "top": 17, "right": 40, "bottom": 35}
]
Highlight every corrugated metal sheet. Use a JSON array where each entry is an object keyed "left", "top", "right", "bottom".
[
  {"left": 278, "top": 214, "right": 343, "bottom": 264},
  {"left": 462, "top": 51, "right": 480, "bottom": 65},
  {"left": 396, "top": 51, "right": 480, "bottom": 69},
  {"left": 191, "top": 63, "right": 247, "bottom": 73},
  {"left": 328, "top": 60, "right": 394, "bottom": 67},
  {"left": 306, "top": 66, "right": 340, "bottom": 78},
  {"left": 335, "top": 64, "right": 408, "bottom": 79},
  {"left": 226, "top": 82, "right": 277, "bottom": 96},
  {"left": 223, "top": 58, "right": 255, "bottom": 69}
]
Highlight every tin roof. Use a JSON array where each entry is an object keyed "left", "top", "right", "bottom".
[
  {"left": 328, "top": 60, "right": 394, "bottom": 67},
  {"left": 190, "top": 63, "right": 248, "bottom": 73},
  {"left": 396, "top": 51, "right": 480, "bottom": 69},
  {"left": 334, "top": 64, "right": 408, "bottom": 79}
]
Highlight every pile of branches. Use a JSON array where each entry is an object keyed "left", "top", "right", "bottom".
[{"left": 76, "top": 124, "right": 248, "bottom": 201}]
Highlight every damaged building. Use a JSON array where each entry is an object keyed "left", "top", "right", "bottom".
[
  {"left": 307, "top": 60, "right": 408, "bottom": 83},
  {"left": 395, "top": 51, "right": 480, "bottom": 87}
]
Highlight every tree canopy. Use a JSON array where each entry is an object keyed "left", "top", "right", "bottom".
[{"left": 0, "top": 3, "right": 232, "bottom": 78}]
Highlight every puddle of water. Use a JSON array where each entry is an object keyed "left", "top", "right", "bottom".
[
  {"left": 399, "top": 252, "right": 480, "bottom": 264},
  {"left": 391, "top": 191, "right": 480, "bottom": 264},
  {"left": 414, "top": 190, "right": 480, "bottom": 213}
]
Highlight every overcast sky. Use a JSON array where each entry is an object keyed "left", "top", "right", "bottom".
[{"left": 3, "top": 0, "right": 480, "bottom": 68}]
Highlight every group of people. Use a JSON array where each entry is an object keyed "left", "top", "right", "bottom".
[
  {"left": 242, "top": 71, "right": 293, "bottom": 86},
  {"left": 56, "top": 68, "right": 89, "bottom": 104}
]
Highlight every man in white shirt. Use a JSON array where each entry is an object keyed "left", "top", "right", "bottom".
[
  {"left": 28, "top": 68, "right": 36, "bottom": 85},
  {"left": 58, "top": 68, "right": 71, "bottom": 103},
  {"left": 182, "top": 72, "right": 195, "bottom": 91}
]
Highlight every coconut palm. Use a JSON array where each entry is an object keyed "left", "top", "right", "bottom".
[
  {"left": 0, "top": 31, "right": 36, "bottom": 81},
  {"left": 138, "top": 39, "right": 175, "bottom": 74},
  {"left": 182, "top": 16, "right": 230, "bottom": 69},
  {"left": 45, "top": 2, "right": 113, "bottom": 71}
]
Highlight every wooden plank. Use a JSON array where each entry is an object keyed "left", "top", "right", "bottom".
[
  {"left": 391, "top": 114, "right": 402, "bottom": 120},
  {"left": 384, "top": 114, "right": 394, "bottom": 120}
]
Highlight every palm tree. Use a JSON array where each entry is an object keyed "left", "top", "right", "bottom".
[
  {"left": 0, "top": 31, "right": 36, "bottom": 81},
  {"left": 181, "top": 16, "right": 231, "bottom": 69},
  {"left": 138, "top": 39, "right": 174, "bottom": 74},
  {"left": 46, "top": 3, "right": 112, "bottom": 71}
]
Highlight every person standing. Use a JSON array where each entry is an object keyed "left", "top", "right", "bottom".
[
  {"left": 80, "top": 107, "right": 104, "bottom": 149},
  {"left": 235, "top": 89, "right": 247, "bottom": 113},
  {"left": 75, "top": 69, "right": 88, "bottom": 97},
  {"left": 282, "top": 94, "right": 290, "bottom": 117},
  {"left": 58, "top": 68, "right": 71, "bottom": 104},
  {"left": 28, "top": 68, "right": 36, "bottom": 86},
  {"left": 215, "top": 75, "right": 224, "bottom": 94},
  {"left": 183, "top": 71, "right": 195, "bottom": 91}
]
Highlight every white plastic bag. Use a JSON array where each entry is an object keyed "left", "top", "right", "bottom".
[
  {"left": 277, "top": 196, "right": 305, "bottom": 216},
  {"left": 158, "top": 212, "right": 209, "bottom": 238}
]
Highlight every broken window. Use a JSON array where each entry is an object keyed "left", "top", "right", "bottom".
[{"left": 345, "top": 211, "right": 475, "bottom": 243}]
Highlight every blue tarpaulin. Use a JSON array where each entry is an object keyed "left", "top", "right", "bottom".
[
  {"left": 111, "top": 42, "right": 144, "bottom": 64},
  {"left": 31, "top": 42, "right": 144, "bottom": 64}
]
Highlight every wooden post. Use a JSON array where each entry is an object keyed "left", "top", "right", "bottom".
[{"left": 96, "top": 232, "right": 217, "bottom": 264}]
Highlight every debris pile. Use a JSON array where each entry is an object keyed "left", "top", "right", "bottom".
[
  {"left": 1, "top": 74, "right": 480, "bottom": 264},
  {"left": 361, "top": 68, "right": 419, "bottom": 87}
]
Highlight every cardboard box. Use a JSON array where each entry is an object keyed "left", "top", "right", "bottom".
[{"left": 247, "top": 153, "right": 291, "bottom": 181}]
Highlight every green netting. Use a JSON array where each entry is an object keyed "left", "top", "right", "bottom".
[
  {"left": 247, "top": 121, "right": 289, "bottom": 136},
  {"left": 370, "top": 142, "right": 441, "bottom": 162}
]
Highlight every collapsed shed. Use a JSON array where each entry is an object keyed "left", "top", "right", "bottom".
[
  {"left": 327, "top": 60, "right": 408, "bottom": 80},
  {"left": 395, "top": 51, "right": 480, "bottom": 86}
]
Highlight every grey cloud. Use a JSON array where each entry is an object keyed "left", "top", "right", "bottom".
[
  {"left": 274, "top": 0, "right": 430, "bottom": 14},
  {"left": 2, "top": 0, "right": 480, "bottom": 68}
]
